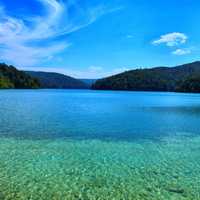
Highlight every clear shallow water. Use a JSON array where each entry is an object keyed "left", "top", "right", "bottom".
[{"left": 0, "top": 90, "right": 200, "bottom": 199}]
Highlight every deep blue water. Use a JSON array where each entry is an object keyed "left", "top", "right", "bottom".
[{"left": 1, "top": 89, "right": 200, "bottom": 141}]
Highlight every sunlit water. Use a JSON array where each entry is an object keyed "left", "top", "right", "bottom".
[{"left": 0, "top": 90, "right": 200, "bottom": 200}]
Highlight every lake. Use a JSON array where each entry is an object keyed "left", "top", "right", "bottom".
[{"left": 0, "top": 90, "right": 200, "bottom": 199}]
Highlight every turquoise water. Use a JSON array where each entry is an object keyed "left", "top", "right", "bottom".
[{"left": 0, "top": 90, "right": 200, "bottom": 199}]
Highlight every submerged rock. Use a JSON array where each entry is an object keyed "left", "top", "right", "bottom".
[{"left": 167, "top": 187, "right": 185, "bottom": 194}]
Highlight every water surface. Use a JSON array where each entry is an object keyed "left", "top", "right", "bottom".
[{"left": 0, "top": 90, "right": 200, "bottom": 199}]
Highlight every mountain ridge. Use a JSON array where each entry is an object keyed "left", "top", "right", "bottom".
[
  {"left": 2, "top": 61, "right": 200, "bottom": 92},
  {"left": 92, "top": 61, "right": 200, "bottom": 92},
  {"left": 25, "top": 71, "right": 88, "bottom": 89}
]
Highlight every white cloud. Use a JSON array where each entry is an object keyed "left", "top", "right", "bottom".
[
  {"left": 0, "top": 0, "right": 66, "bottom": 66},
  {"left": 0, "top": 1, "right": 121, "bottom": 66},
  {"left": 1, "top": 42, "right": 69, "bottom": 66},
  {"left": 152, "top": 32, "right": 188, "bottom": 47},
  {"left": 172, "top": 49, "right": 191, "bottom": 56}
]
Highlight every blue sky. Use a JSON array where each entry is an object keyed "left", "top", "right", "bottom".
[{"left": 0, "top": 0, "right": 200, "bottom": 78}]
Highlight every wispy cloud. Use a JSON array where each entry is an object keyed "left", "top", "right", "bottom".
[
  {"left": 0, "top": 0, "right": 121, "bottom": 66},
  {"left": 0, "top": 0, "right": 66, "bottom": 66},
  {"left": 152, "top": 32, "right": 188, "bottom": 47},
  {"left": 172, "top": 48, "right": 191, "bottom": 56}
]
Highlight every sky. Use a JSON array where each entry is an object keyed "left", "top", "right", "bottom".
[{"left": 0, "top": 0, "right": 200, "bottom": 78}]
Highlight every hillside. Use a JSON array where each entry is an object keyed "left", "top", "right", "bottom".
[
  {"left": 92, "top": 61, "right": 200, "bottom": 92},
  {"left": 176, "top": 75, "right": 200, "bottom": 93},
  {"left": 0, "top": 63, "right": 40, "bottom": 89},
  {"left": 26, "top": 71, "right": 88, "bottom": 89}
]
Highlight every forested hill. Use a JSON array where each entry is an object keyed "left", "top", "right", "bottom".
[
  {"left": 25, "top": 71, "right": 88, "bottom": 89},
  {"left": 92, "top": 61, "right": 200, "bottom": 92},
  {"left": 0, "top": 63, "right": 88, "bottom": 89},
  {"left": 0, "top": 63, "right": 40, "bottom": 89},
  {"left": 2, "top": 61, "right": 200, "bottom": 92}
]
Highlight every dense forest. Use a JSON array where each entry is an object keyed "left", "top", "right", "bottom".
[
  {"left": 176, "top": 75, "right": 200, "bottom": 93},
  {"left": 92, "top": 61, "right": 200, "bottom": 93},
  {"left": 25, "top": 71, "right": 88, "bottom": 89},
  {"left": 2, "top": 61, "right": 200, "bottom": 92},
  {"left": 0, "top": 63, "right": 40, "bottom": 89}
]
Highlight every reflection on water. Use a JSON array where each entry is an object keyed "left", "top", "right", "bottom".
[{"left": 147, "top": 106, "right": 200, "bottom": 115}]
